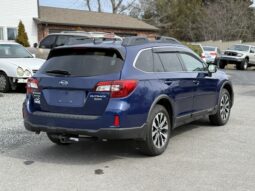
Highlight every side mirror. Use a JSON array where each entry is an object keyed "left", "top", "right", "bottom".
[
  {"left": 250, "top": 50, "right": 255, "bottom": 54},
  {"left": 33, "top": 43, "right": 38, "bottom": 48},
  {"left": 208, "top": 64, "right": 217, "bottom": 77}
]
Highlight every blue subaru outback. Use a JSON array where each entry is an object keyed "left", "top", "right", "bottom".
[{"left": 23, "top": 37, "right": 234, "bottom": 156}]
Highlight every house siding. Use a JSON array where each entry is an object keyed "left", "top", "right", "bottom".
[
  {"left": 0, "top": 0, "right": 38, "bottom": 44},
  {"left": 38, "top": 24, "right": 157, "bottom": 42}
]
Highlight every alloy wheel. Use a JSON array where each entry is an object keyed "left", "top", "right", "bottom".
[
  {"left": 244, "top": 60, "right": 248, "bottom": 70},
  {"left": 152, "top": 112, "right": 169, "bottom": 148},
  {"left": 220, "top": 93, "right": 230, "bottom": 121}
]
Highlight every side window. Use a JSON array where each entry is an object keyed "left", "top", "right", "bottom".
[
  {"left": 55, "top": 35, "right": 70, "bottom": 47},
  {"left": 250, "top": 47, "right": 255, "bottom": 53},
  {"left": 153, "top": 53, "right": 164, "bottom": 72},
  {"left": 39, "top": 35, "right": 57, "bottom": 49},
  {"left": 158, "top": 53, "right": 183, "bottom": 72},
  {"left": 179, "top": 53, "right": 205, "bottom": 72},
  {"left": 7, "top": 28, "right": 17, "bottom": 40},
  {"left": 67, "top": 36, "right": 91, "bottom": 45},
  {"left": 135, "top": 49, "right": 153, "bottom": 72}
]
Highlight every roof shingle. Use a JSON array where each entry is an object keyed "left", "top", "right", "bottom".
[{"left": 35, "top": 6, "right": 158, "bottom": 31}]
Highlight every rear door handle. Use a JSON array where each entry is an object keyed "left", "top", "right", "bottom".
[
  {"left": 193, "top": 80, "right": 200, "bottom": 85},
  {"left": 164, "top": 80, "right": 173, "bottom": 85}
]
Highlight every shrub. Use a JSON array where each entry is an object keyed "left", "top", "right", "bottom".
[
  {"left": 16, "top": 21, "right": 30, "bottom": 47},
  {"left": 183, "top": 42, "right": 203, "bottom": 56}
]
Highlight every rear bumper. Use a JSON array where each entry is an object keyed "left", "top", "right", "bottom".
[{"left": 24, "top": 120, "right": 147, "bottom": 140}]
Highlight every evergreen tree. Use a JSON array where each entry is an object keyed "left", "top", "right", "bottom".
[{"left": 16, "top": 21, "right": 30, "bottom": 47}]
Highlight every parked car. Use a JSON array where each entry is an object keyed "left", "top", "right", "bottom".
[
  {"left": 23, "top": 36, "right": 234, "bottom": 156},
  {"left": 0, "top": 41, "right": 45, "bottom": 92},
  {"left": 220, "top": 44, "right": 255, "bottom": 70},
  {"left": 30, "top": 31, "right": 122, "bottom": 59},
  {"left": 202, "top": 46, "right": 221, "bottom": 65}
]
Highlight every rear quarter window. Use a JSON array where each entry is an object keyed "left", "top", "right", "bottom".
[
  {"left": 40, "top": 48, "right": 124, "bottom": 77},
  {"left": 135, "top": 49, "right": 154, "bottom": 72}
]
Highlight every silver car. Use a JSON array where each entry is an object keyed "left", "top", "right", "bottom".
[
  {"left": 202, "top": 46, "right": 221, "bottom": 65},
  {"left": 220, "top": 44, "right": 255, "bottom": 70}
]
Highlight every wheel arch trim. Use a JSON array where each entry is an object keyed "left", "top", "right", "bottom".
[
  {"left": 219, "top": 81, "right": 234, "bottom": 108},
  {"left": 147, "top": 94, "right": 175, "bottom": 128}
]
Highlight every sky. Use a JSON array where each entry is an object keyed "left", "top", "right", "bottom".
[
  {"left": 40, "top": 0, "right": 255, "bottom": 10},
  {"left": 40, "top": 0, "right": 86, "bottom": 10},
  {"left": 39, "top": 0, "right": 112, "bottom": 11}
]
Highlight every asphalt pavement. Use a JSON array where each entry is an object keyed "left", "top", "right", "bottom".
[{"left": 0, "top": 68, "right": 255, "bottom": 191}]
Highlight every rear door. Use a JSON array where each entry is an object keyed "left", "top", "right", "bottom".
[
  {"left": 152, "top": 48, "right": 197, "bottom": 118},
  {"left": 179, "top": 53, "right": 218, "bottom": 113},
  {"left": 34, "top": 47, "right": 124, "bottom": 116}
]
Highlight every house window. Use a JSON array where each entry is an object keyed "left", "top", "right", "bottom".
[
  {"left": 7, "top": 28, "right": 17, "bottom": 40},
  {"left": 0, "top": 27, "right": 4, "bottom": 40}
]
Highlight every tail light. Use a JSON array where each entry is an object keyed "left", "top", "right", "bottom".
[
  {"left": 26, "top": 78, "right": 39, "bottom": 94},
  {"left": 210, "top": 52, "right": 217, "bottom": 56},
  {"left": 94, "top": 80, "right": 137, "bottom": 98}
]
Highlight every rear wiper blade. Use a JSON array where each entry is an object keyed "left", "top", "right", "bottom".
[{"left": 46, "top": 70, "right": 71, "bottom": 76}]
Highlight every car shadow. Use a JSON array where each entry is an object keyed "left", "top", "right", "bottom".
[
  {"left": 3, "top": 118, "right": 215, "bottom": 166},
  {"left": 4, "top": 138, "right": 147, "bottom": 166},
  {"left": 171, "top": 117, "right": 214, "bottom": 137}
]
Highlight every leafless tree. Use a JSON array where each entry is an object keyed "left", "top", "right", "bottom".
[
  {"left": 97, "top": 0, "right": 102, "bottom": 12},
  {"left": 85, "top": 0, "right": 92, "bottom": 11},
  {"left": 83, "top": 0, "right": 138, "bottom": 14}
]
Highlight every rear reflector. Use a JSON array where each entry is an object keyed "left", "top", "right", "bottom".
[
  {"left": 95, "top": 80, "right": 137, "bottom": 98},
  {"left": 113, "top": 115, "right": 120, "bottom": 127}
]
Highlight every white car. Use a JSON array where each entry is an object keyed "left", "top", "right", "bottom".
[{"left": 0, "top": 41, "right": 45, "bottom": 92}]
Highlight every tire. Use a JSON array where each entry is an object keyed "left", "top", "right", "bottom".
[
  {"left": 209, "top": 89, "right": 231, "bottom": 126},
  {"left": 47, "top": 133, "right": 70, "bottom": 145},
  {"left": 219, "top": 61, "right": 226, "bottom": 69},
  {"left": 0, "top": 72, "right": 10, "bottom": 93},
  {"left": 240, "top": 58, "right": 248, "bottom": 70},
  {"left": 139, "top": 105, "right": 171, "bottom": 156},
  {"left": 236, "top": 64, "right": 241, "bottom": 70}
]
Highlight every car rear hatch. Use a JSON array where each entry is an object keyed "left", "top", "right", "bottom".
[{"left": 29, "top": 47, "right": 125, "bottom": 116}]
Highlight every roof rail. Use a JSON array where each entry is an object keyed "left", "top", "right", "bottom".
[
  {"left": 155, "top": 36, "right": 182, "bottom": 45},
  {"left": 61, "top": 31, "right": 88, "bottom": 34},
  {"left": 122, "top": 36, "right": 149, "bottom": 46}
]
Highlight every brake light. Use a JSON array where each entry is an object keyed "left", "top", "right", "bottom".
[
  {"left": 26, "top": 78, "right": 39, "bottom": 94},
  {"left": 94, "top": 80, "right": 137, "bottom": 98},
  {"left": 210, "top": 52, "right": 217, "bottom": 56}
]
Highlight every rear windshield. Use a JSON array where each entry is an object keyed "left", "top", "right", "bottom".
[
  {"left": 40, "top": 48, "right": 124, "bottom": 77},
  {"left": 203, "top": 47, "right": 216, "bottom": 51}
]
